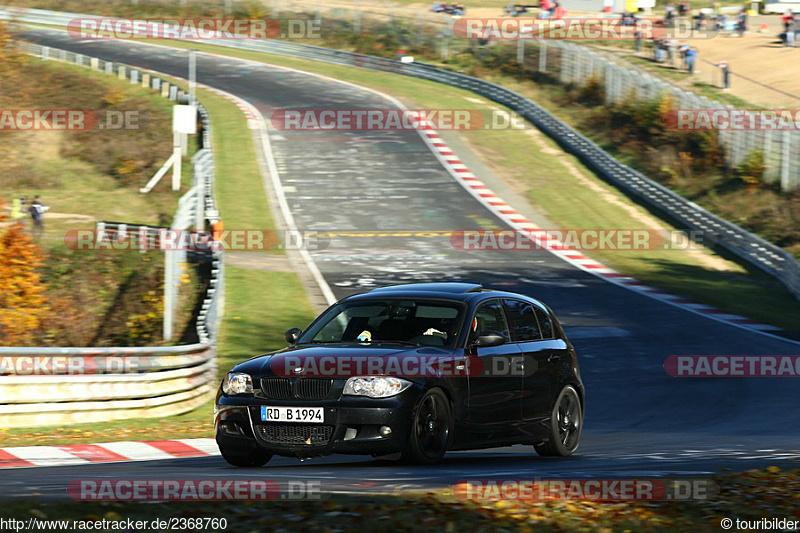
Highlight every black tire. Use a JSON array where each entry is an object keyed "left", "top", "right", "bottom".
[
  {"left": 220, "top": 447, "right": 272, "bottom": 467},
  {"left": 401, "top": 388, "right": 452, "bottom": 465},
  {"left": 534, "top": 385, "right": 582, "bottom": 457}
]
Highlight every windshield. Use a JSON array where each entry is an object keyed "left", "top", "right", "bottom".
[{"left": 299, "top": 299, "right": 464, "bottom": 348}]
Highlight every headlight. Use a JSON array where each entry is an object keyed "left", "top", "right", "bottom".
[
  {"left": 222, "top": 372, "right": 253, "bottom": 395},
  {"left": 342, "top": 377, "right": 411, "bottom": 398}
]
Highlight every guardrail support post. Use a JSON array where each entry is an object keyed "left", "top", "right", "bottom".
[
  {"left": 189, "top": 50, "right": 197, "bottom": 105},
  {"left": 781, "top": 130, "right": 791, "bottom": 191},
  {"left": 163, "top": 246, "right": 174, "bottom": 342},
  {"left": 539, "top": 41, "right": 547, "bottom": 72}
]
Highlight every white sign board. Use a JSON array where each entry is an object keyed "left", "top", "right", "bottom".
[{"left": 173, "top": 105, "right": 197, "bottom": 135}]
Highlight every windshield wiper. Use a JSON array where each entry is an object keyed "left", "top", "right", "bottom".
[
  {"left": 365, "top": 340, "right": 421, "bottom": 347},
  {"left": 304, "top": 340, "right": 421, "bottom": 346}
]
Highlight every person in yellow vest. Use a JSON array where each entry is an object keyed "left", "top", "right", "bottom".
[{"left": 10, "top": 197, "right": 25, "bottom": 223}]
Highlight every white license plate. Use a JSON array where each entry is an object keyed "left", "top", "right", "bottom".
[{"left": 261, "top": 406, "right": 324, "bottom": 423}]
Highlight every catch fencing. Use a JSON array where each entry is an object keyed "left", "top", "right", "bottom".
[
  {"left": 551, "top": 41, "right": 800, "bottom": 189},
  {"left": 0, "top": 41, "right": 223, "bottom": 428}
]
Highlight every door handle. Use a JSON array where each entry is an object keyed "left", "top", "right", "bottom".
[{"left": 547, "top": 353, "right": 561, "bottom": 363}]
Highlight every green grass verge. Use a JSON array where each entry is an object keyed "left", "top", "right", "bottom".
[{"left": 217, "top": 268, "right": 316, "bottom": 373}]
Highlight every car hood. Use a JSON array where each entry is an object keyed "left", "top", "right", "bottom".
[{"left": 231, "top": 344, "right": 457, "bottom": 378}]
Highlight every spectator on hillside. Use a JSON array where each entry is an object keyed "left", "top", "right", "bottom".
[
  {"left": 685, "top": 45, "right": 697, "bottom": 74},
  {"left": 654, "top": 38, "right": 668, "bottom": 62},
  {"left": 787, "top": 17, "right": 796, "bottom": 46},
  {"left": 540, "top": 0, "right": 551, "bottom": 19},
  {"left": 29, "top": 195, "right": 48, "bottom": 237},
  {"left": 432, "top": 2, "right": 444, "bottom": 12},
  {"left": 10, "top": 197, "right": 25, "bottom": 224},
  {"left": 737, "top": 8, "right": 747, "bottom": 35},
  {"left": 695, "top": 10, "right": 706, "bottom": 30},
  {"left": 665, "top": 3, "right": 675, "bottom": 26},
  {"left": 782, "top": 10, "right": 795, "bottom": 32},
  {"left": 667, "top": 37, "right": 678, "bottom": 66},
  {"left": 679, "top": 42, "right": 690, "bottom": 69}
]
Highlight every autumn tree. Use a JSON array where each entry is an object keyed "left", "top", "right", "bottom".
[{"left": 0, "top": 203, "right": 49, "bottom": 346}]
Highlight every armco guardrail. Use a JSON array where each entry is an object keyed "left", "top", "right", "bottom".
[{"left": 0, "top": 40, "right": 223, "bottom": 428}]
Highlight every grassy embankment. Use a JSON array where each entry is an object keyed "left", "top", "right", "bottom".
[{"left": 0, "top": 60, "right": 317, "bottom": 445}]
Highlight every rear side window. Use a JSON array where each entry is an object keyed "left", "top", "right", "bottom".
[
  {"left": 503, "top": 299, "right": 542, "bottom": 342},
  {"left": 534, "top": 305, "right": 554, "bottom": 339},
  {"left": 469, "top": 300, "right": 510, "bottom": 342}
]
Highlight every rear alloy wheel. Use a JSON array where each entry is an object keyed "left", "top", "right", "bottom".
[
  {"left": 402, "top": 388, "right": 452, "bottom": 464},
  {"left": 220, "top": 447, "right": 273, "bottom": 467},
  {"left": 534, "top": 385, "right": 582, "bottom": 457}
]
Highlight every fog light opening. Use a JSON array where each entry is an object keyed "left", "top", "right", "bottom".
[
  {"left": 222, "top": 422, "right": 242, "bottom": 436},
  {"left": 344, "top": 427, "right": 358, "bottom": 441},
  {"left": 379, "top": 426, "right": 392, "bottom": 438}
]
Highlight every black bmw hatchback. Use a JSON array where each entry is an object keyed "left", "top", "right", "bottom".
[{"left": 215, "top": 282, "right": 584, "bottom": 466}]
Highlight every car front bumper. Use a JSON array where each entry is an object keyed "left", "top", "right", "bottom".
[{"left": 215, "top": 393, "right": 416, "bottom": 458}]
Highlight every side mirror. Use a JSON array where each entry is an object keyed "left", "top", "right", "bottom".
[
  {"left": 284, "top": 328, "right": 302, "bottom": 344},
  {"left": 475, "top": 330, "right": 506, "bottom": 348}
]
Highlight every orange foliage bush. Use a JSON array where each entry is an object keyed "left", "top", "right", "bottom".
[{"left": 0, "top": 203, "right": 49, "bottom": 345}]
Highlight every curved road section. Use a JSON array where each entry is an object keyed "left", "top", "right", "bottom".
[{"left": 10, "top": 29, "right": 800, "bottom": 498}]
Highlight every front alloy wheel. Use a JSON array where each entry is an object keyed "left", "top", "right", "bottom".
[
  {"left": 402, "top": 388, "right": 452, "bottom": 464},
  {"left": 534, "top": 385, "right": 582, "bottom": 457}
]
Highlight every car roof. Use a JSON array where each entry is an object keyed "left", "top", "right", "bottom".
[{"left": 341, "top": 283, "right": 547, "bottom": 307}]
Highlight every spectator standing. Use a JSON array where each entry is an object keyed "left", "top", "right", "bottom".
[
  {"left": 737, "top": 8, "right": 747, "bottom": 35},
  {"left": 679, "top": 42, "right": 690, "bottom": 69},
  {"left": 541, "top": 0, "right": 551, "bottom": 19},
  {"left": 28, "top": 195, "right": 47, "bottom": 238},
  {"left": 782, "top": 10, "right": 795, "bottom": 32},
  {"left": 685, "top": 45, "right": 697, "bottom": 74},
  {"left": 667, "top": 37, "right": 678, "bottom": 66},
  {"left": 787, "top": 17, "right": 796, "bottom": 47},
  {"left": 10, "top": 197, "right": 25, "bottom": 223}
]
